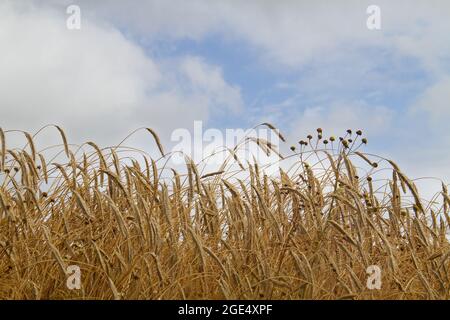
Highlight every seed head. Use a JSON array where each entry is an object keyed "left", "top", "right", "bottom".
[
  {"left": 329, "top": 136, "right": 335, "bottom": 142},
  {"left": 362, "top": 138, "right": 368, "bottom": 144},
  {"left": 342, "top": 140, "right": 349, "bottom": 148},
  {"left": 356, "top": 130, "right": 362, "bottom": 136}
]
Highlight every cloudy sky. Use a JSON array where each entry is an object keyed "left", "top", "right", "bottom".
[{"left": 1, "top": 0, "right": 450, "bottom": 190}]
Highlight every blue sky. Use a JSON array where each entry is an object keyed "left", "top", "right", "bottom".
[{"left": 1, "top": 0, "right": 450, "bottom": 193}]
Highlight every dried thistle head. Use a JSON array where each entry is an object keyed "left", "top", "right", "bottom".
[
  {"left": 356, "top": 130, "right": 362, "bottom": 136},
  {"left": 342, "top": 140, "right": 349, "bottom": 148},
  {"left": 362, "top": 138, "right": 368, "bottom": 144}
]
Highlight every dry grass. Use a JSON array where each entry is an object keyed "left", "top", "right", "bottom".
[{"left": 0, "top": 125, "right": 449, "bottom": 300}]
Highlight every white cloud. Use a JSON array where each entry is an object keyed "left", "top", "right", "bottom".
[
  {"left": 288, "top": 102, "right": 394, "bottom": 141},
  {"left": 180, "top": 57, "right": 243, "bottom": 114},
  {"left": 413, "top": 77, "right": 450, "bottom": 119},
  {"left": 2, "top": 0, "right": 450, "bottom": 191},
  {"left": 0, "top": 4, "right": 157, "bottom": 136},
  {"left": 0, "top": 1, "right": 242, "bottom": 148},
  {"left": 62, "top": 0, "right": 450, "bottom": 71}
]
